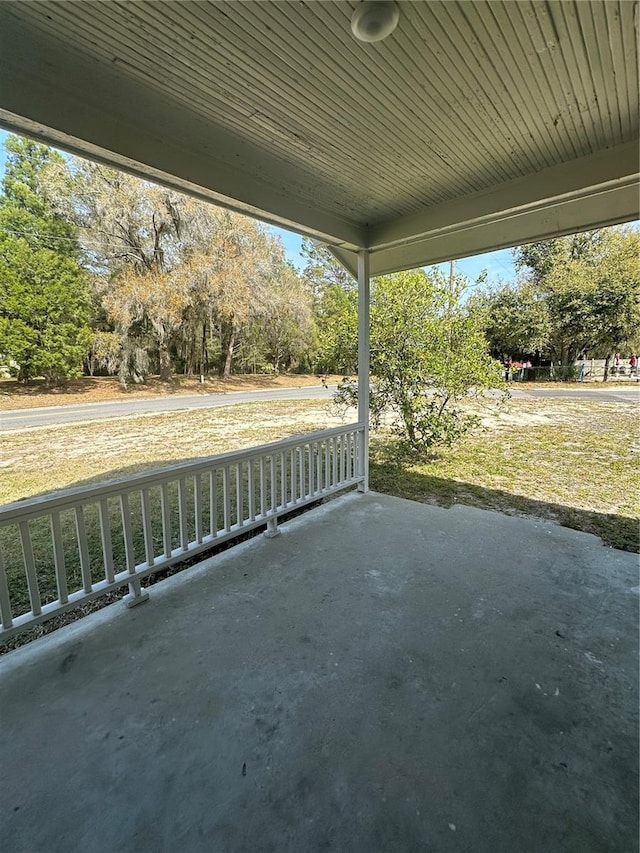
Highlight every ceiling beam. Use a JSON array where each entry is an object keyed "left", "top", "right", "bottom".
[
  {"left": 332, "top": 181, "right": 639, "bottom": 279},
  {"left": 367, "top": 142, "right": 639, "bottom": 251},
  {"left": 0, "top": 11, "right": 365, "bottom": 250}
]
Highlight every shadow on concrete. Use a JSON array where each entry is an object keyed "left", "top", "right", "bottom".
[{"left": 4, "top": 448, "right": 636, "bottom": 655}]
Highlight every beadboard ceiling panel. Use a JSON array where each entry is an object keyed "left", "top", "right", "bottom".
[{"left": 0, "top": 0, "right": 637, "bottom": 274}]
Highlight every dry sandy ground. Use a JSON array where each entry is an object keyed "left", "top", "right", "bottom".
[{"left": 0, "top": 399, "right": 349, "bottom": 504}]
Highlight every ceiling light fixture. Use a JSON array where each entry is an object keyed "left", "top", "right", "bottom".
[{"left": 351, "top": 1, "right": 400, "bottom": 43}]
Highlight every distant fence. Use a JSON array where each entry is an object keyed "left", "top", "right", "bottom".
[
  {"left": 0, "top": 424, "right": 364, "bottom": 640},
  {"left": 510, "top": 360, "right": 638, "bottom": 381}
]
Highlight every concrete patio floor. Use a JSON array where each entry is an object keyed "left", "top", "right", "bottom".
[{"left": 1, "top": 492, "right": 638, "bottom": 852}]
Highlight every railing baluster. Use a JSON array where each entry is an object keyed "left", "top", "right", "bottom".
[
  {"left": 347, "top": 432, "right": 353, "bottom": 480},
  {"left": 248, "top": 460, "right": 255, "bottom": 522},
  {"left": 271, "top": 454, "right": 278, "bottom": 513},
  {"left": 340, "top": 434, "right": 347, "bottom": 483},
  {"left": 351, "top": 432, "right": 355, "bottom": 479},
  {"left": 290, "top": 448, "right": 297, "bottom": 505},
  {"left": 74, "top": 506, "right": 93, "bottom": 594},
  {"left": 120, "top": 494, "right": 136, "bottom": 574},
  {"left": 141, "top": 489, "right": 155, "bottom": 567},
  {"left": 0, "top": 546, "right": 13, "bottom": 629},
  {"left": 178, "top": 478, "right": 188, "bottom": 550},
  {"left": 50, "top": 510, "right": 69, "bottom": 604},
  {"left": 279, "top": 452, "right": 285, "bottom": 510},
  {"left": 315, "top": 442, "right": 321, "bottom": 495},
  {"left": 353, "top": 432, "right": 357, "bottom": 479},
  {"left": 194, "top": 474, "right": 203, "bottom": 544},
  {"left": 120, "top": 492, "right": 149, "bottom": 608},
  {"left": 209, "top": 470, "right": 218, "bottom": 537},
  {"left": 299, "top": 446, "right": 305, "bottom": 499},
  {"left": 19, "top": 521, "right": 41, "bottom": 616},
  {"left": 160, "top": 483, "right": 172, "bottom": 558},
  {"left": 259, "top": 458, "right": 266, "bottom": 517},
  {"left": 332, "top": 436, "right": 338, "bottom": 486},
  {"left": 325, "top": 438, "right": 330, "bottom": 490},
  {"left": 223, "top": 467, "right": 231, "bottom": 532},
  {"left": 98, "top": 499, "right": 115, "bottom": 583},
  {"left": 236, "top": 462, "right": 244, "bottom": 528}
]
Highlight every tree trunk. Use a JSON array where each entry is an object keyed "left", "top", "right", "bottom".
[
  {"left": 559, "top": 345, "right": 577, "bottom": 381},
  {"left": 603, "top": 353, "right": 611, "bottom": 382},
  {"left": 200, "top": 320, "right": 208, "bottom": 379},
  {"left": 158, "top": 337, "right": 172, "bottom": 382},
  {"left": 223, "top": 327, "right": 236, "bottom": 379}
]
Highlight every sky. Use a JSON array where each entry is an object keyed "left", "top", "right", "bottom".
[
  {"left": 0, "top": 128, "right": 517, "bottom": 283},
  {"left": 269, "top": 224, "right": 517, "bottom": 282}
]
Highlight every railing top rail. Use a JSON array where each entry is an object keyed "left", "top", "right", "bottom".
[{"left": 0, "top": 423, "right": 363, "bottom": 523}]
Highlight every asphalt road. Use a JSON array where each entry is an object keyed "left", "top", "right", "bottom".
[
  {"left": 1, "top": 382, "right": 637, "bottom": 431},
  {"left": 0, "top": 385, "right": 338, "bottom": 431}
]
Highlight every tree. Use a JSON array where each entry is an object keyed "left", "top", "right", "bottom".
[
  {"left": 252, "top": 260, "right": 314, "bottom": 374},
  {"left": 471, "top": 281, "right": 549, "bottom": 360},
  {"left": 300, "top": 236, "right": 359, "bottom": 374},
  {"left": 509, "top": 226, "right": 640, "bottom": 380},
  {"left": 334, "top": 269, "right": 505, "bottom": 452},
  {"left": 86, "top": 331, "right": 121, "bottom": 376},
  {"left": 314, "top": 283, "right": 358, "bottom": 374},
  {"left": 301, "top": 237, "right": 354, "bottom": 298},
  {"left": 99, "top": 266, "right": 191, "bottom": 382},
  {"left": 514, "top": 230, "right": 605, "bottom": 283},
  {"left": 0, "top": 136, "right": 91, "bottom": 383},
  {"left": 198, "top": 211, "right": 273, "bottom": 379},
  {"left": 541, "top": 228, "right": 640, "bottom": 379},
  {"left": 51, "top": 161, "right": 283, "bottom": 382}
]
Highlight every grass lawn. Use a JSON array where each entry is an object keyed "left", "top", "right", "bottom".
[
  {"left": 1, "top": 395, "right": 638, "bottom": 650},
  {"left": 370, "top": 397, "right": 639, "bottom": 552}
]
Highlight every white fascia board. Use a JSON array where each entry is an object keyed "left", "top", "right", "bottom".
[
  {"left": 332, "top": 180, "right": 638, "bottom": 278},
  {"left": 368, "top": 142, "right": 639, "bottom": 251},
  {"left": 0, "top": 14, "right": 365, "bottom": 250},
  {"left": 367, "top": 182, "right": 639, "bottom": 277}
]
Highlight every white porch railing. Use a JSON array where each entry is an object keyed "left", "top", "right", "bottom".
[{"left": 0, "top": 424, "right": 364, "bottom": 640}]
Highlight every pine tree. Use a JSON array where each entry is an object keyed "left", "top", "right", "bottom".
[{"left": 0, "top": 136, "right": 91, "bottom": 383}]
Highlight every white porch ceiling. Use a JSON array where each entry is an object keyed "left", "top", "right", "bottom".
[{"left": 0, "top": 0, "right": 637, "bottom": 276}]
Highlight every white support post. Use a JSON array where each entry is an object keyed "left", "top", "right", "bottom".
[
  {"left": 357, "top": 249, "right": 370, "bottom": 493},
  {"left": 264, "top": 517, "right": 280, "bottom": 539}
]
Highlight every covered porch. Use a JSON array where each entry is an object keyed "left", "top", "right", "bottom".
[
  {"left": 0, "top": 2, "right": 638, "bottom": 849},
  {"left": 1, "top": 491, "right": 637, "bottom": 852}
]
